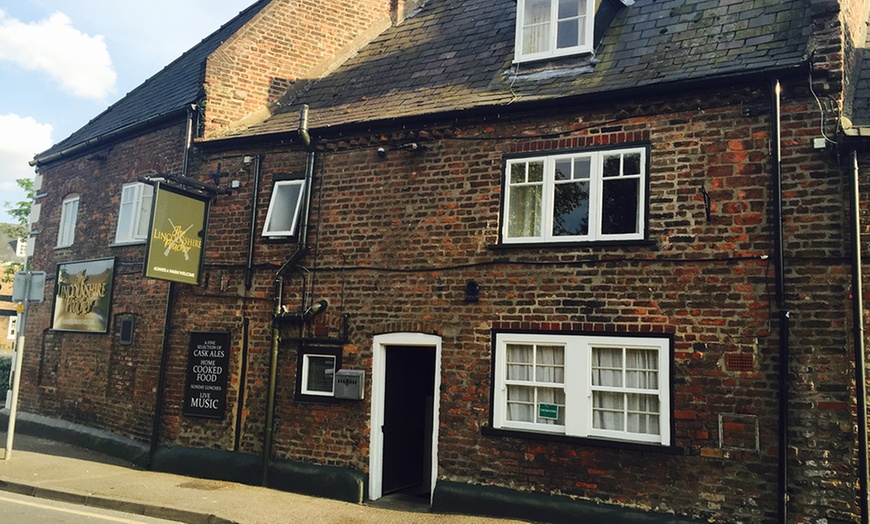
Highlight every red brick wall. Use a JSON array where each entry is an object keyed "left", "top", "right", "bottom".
[
  {"left": 21, "top": 122, "right": 185, "bottom": 441},
  {"left": 150, "top": 82, "right": 855, "bottom": 521},
  {"left": 202, "top": 0, "right": 393, "bottom": 137},
  {"left": 22, "top": 77, "right": 864, "bottom": 521}
]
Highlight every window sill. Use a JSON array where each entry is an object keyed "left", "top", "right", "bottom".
[
  {"left": 263, "top": 235, "right": 300, "bottom": 244},
  {"left": 110, "top": 240, "right": 146, "bottom": 248},
  {"left": 293, "top": 394, "right": 340, "bottom": 405},
  {"left": 510, "top": 53, "right": 596, "bottom": 74},
  {"left": 488, "top": 239, "right": 657, "bottom": 251},
  {"left": 481, "top": 426, "right": 682, "bottom": 455}
]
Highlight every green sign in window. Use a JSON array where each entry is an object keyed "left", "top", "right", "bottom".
[{"left": 538, "top": 403, "right": 559, "bottom": 420}]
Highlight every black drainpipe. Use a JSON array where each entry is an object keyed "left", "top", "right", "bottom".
[
  {"left": 262, "top": 105, "right": 315, "bottom": 486},
  {"left": 234, "top": 317, "right": 250, "bottom": 452},
  {"left": 849, "top": 149, "right": 869, "bottom": 524},
  {"left": 772, "top": 79, "right": 790, "bottom": 524},
  {"left": 148, "top": 106, "right": 196, "bottom": 469},
  {"left": 245, "top": 156, "right": 262, "bottom": 291}
]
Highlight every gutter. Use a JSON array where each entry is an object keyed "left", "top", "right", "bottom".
[
  {"left": 197, "top": 64, "right": 810, "bottom": 150},
  {"left": 30, "top": 105, "right": 195, "bottom": 168},
  {"left": 849, "top": 150, "right": 870, "bottom": 524}
]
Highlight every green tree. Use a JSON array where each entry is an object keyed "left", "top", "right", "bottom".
[{"left": 1, "top": 177, "right": 33, "bottom": 280}]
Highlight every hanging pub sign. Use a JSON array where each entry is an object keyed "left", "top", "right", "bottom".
[
  {"left": 143, "top": 183, "right": 209, "bottom": 285},
  {"left": 184, "top": 331, "right": 231, "bottom": 419},
  {"left": 51, "top": 258, "right": 115, "bottom": 333}
]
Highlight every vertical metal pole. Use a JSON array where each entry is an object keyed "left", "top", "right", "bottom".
[
  {"left": 850, "top": 150, "right": 869, "bottom": 524},
  {"left": 771, "top": 79, "right": 790, "bottom": 523},
  {"left": 234, "top": 317, "right": 250, "bottom": 452},
  {"left": 262, "top": 277, "right": 283, "bottom": 486},
  {"left": 3, "top": 271, "right": 31, "bottom": 460}
]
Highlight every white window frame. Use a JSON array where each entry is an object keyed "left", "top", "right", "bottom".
[
  {"left": 262, "top": 177, "right": 306, "bottom": 238},
  {"left": 502, "top": 146, "right": 647, "bottom": 244},
  {"left": 114, "top": 182, "right": 154, "bottom": 244},
  {"left": 301, "top": 353, "right": 336, "bottom": 396},
  {"left": 492, "top": 332, "right": 671, "bottom": 445},
  {"left": 515, "top": 0, "right": 595, "bottom": 63},
  {"left": 56, "top": 193, "right": 80, "bottom": 248}
]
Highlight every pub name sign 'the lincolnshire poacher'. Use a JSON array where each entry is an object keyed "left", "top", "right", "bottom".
[{"left": 143, "top": 183, "right": 209, "bottom": 286}]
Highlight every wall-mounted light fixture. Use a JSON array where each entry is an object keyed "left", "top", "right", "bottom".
[
  {"left": 397, "top": 142, "right": 424, "bottom": 152},
  {"left": 305, "top": 299, "right": 328, "bottom": 320},
  {"left": 465, "top": 280, "right": 480, "bottom": 303},
  {"left": 277, "top": 299, "right": 328, "bottom": 324},
  {"left": 377, "top": 143, "right": 426, "bottom": 158}
]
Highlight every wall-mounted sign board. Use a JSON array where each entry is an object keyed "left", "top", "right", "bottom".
[
  {"left": 184, "top": 331, "right": 231, "bottom": 419},
  {"left": 143, "top": 183, "right": 209, "bottom": 285},
  {"left": 51, "top": 258, "right": 115, "bottom": 333}
]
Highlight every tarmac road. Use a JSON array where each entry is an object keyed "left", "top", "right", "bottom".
[{"left": 0, "top": 490, "right": 181, "bottom": 523}]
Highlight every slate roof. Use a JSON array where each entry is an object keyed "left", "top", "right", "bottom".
[
  {"left": 236, "top": 0, "right": 812, "bottom": 138},
  {"left": 33, "top": 0, "right": 270, "bottom": 163},
  {"left": 36, "top": 0, "right": 815, "bottom": 159},
  {"left": 848, "top": 29, "right": 870, "bottom": 128}
]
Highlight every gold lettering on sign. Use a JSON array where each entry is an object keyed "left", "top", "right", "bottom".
[
  {"left": 153, "top": 219, "right": 201, "bottom": 260},
  {"left": 57, "top": 271, "right": 107, "bottom": 316}
]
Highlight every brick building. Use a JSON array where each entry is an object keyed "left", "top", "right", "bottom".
[{"left": 18, "top": 0, "right": 870, "bottom": 522}]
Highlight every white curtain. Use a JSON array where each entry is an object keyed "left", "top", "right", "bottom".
[
  {"left": 522, "top": 0, "right": 552, "bottom": 55},
  {"left": 627, "top": 394, "right": 660, "bottom": 435},
  {"left": 536, "top": 345, "right": 565, "bottom": 425},
  {"left": 506, "top": 343, "right": 565, "bottom": 425},
  {"left": 626, "top": 349, "right": 658, "bottom": 389},
  {"left": 593, "top": 347, "right": 660, "bottom": 434},
  {"left": 592, "top": 347, "right": 622, "bottom": 387},
  {"left": 508, "top": 161, "right": 544, "bottom": 238},
  {"left": 507, "top": 385, "right": 534, "bottom": 422}
]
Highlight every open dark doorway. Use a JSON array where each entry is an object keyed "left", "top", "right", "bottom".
[{"left": 381, "top": 345, "right": 436, "bottom": 496}]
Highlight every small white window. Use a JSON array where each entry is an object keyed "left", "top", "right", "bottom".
[
  {"left": 503, "top": 147, "right": 646, "bottom": 243},
  {"left": 493, "top": 333, "right": 671, "bottom": 445},
  {"left": 56, "top": 194, "right": 79, "bottom": 248},
  {"left": 115, "top": 182, "right": 154, "bottom": 244},
  {"left": 262, "top": 176, "right": 306, "bottom": 238},
  {"left": 301, "top": 353, "right": 336, "bottom": 396},
  {"left": 515, "top": 0, "right": 594, "bottom": 63}
]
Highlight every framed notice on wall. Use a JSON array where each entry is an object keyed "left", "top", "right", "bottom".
[
  {"left": 184, "top": 331, "right": 231, "bottom": 419},
  {"left": 143, "top": 183, "right": 209, "bottom": 285},
  {"left": 51, "top": 258, "right": 115, "bottom": 333}
]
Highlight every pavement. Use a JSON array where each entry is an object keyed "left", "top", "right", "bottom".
[{"left": 0, "top": 431, "right": 529, "bottom": 524}]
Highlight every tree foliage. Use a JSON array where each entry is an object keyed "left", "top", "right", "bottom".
[{"left": 1, "top": 177, "right": 34, "bottom": 281}]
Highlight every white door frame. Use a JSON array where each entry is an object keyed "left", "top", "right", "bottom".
[{"left": 368, "top": 332, "right": 442, "bottom": 502}]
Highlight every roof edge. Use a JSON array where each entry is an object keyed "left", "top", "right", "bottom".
[
  {"left": 201, "top": 61, "right": 810, "bottom": 148},
  {"left": 31, "top": 105, "right": 196, "bottom": 168}
]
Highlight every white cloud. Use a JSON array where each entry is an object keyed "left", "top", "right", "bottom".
[
  {"left": 0, "top": 8, "right": 116, "bottom": 100},
  {"left": 0, "top": 113, "right": 52, "bottom": 214}
]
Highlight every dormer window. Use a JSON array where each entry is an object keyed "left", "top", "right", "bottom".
[{"left": 515, "top": 0, "right": 594, "bottom": 63}]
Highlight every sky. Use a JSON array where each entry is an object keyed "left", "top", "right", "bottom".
[{"left": 0, "top": 1, "right": 255, "bottom": 223}]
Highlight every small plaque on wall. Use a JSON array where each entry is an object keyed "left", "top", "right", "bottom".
[{"left": 184, "top": 331, "right": 231, "bottom": 419}]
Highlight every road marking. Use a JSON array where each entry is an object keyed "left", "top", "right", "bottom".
[{"left": 0, "top": 493, "right": 151, "bottom": 523}]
